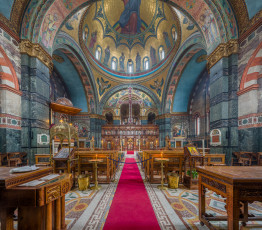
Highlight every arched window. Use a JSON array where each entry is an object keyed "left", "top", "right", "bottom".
[
  {"left": 171, "top": 26, "right": 177, "bottom": 42},
  {"left": 127, "top": 59, "right": 134, "bottom": 73},
  {"left": 195, "top": 113, "right": 200, "bottom": 136},
  {"left": 95, "top": 45, "right": 102, "bottom": 61},
  {"left": 111, "top": 57, "right": 118, "bottom": 71},
  {"left": 159, "top": 46, "right": 165, "bottom": 61},
  {"left": 143, "top": 57, "right": 149, "bottom": 70}
]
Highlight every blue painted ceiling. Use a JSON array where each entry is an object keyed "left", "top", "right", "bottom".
[
  {"left": 245, "top": 0, "right": 262, "bottom": 19},
  {"left": 0, "top": 0, "right": 14, "bottom": 19},
  {"left": 53, "top": 50, "right": 88, "bottom": 112},
  {"left": 172, "top": 49, "right": 207, "bottom": 113}
]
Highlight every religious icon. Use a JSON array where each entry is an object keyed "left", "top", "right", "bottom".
[
  {"left": 89, "top": 31, "right": 97, "bottom": 51},
  {"left": 163, "top": 32, "right": 171, "bottom": 49},
  {"left": 119, "top": 0, "right": 142, "bottom": 35},
  {"left": 119, "top": 52, "right": 125, "bottom": 72},
  {"left": 90, "top": 136, "right": 95, "bottom": 150},
  {"left": 150, "top": 46, "right": 157, "bottom": 66},
  {"left": 103, "top": 46, "right": 110, "bottom": 66},
  {"left": 136, "top": 52, "right": 141, "bottom": 72},
  {"left": 42, "top": 14, "right": 58, "bottom": 48}
]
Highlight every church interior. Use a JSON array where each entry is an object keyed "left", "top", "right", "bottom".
[{"left": 0, "top": 0, "right": 262, "bottom": 229}]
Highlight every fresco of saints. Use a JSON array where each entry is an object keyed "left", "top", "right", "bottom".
[
  {"left": 135, "top": 52, "right": 141, "bottom": 72},
  {"left": 119, "top": 53, "right": 125, "bottom": 72},
  {"left": 150, "top": 46, "right": 157, "bottom": 66},
  {"left": 42, "top": 14, "right": 58, "bottom": 48},
  {"left": 89, "top": 31, "right": 97, "bottom": 51},
  {"left": 119, "top": 0, "right": 142, "bottom": 35},
  {"left": 104, "top": 46, "right": 110, "bottom": 66}
]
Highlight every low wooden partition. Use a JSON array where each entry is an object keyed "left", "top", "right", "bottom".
[
  {"left": 142, "top": 149, "right": 184, "bottom": 183},
  {"left": 77, "top": 149, "right": 123, "bottom": 183},
  {"left": 141, "top": 150, "right": 226, "bottom": 184}
]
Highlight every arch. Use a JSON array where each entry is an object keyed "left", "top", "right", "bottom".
[
  {"left": 161, "top": 32, "right": 206, "bottom": 113},
  {"left": 0, "top": 46, "right": 20, "bottom": 91},
  {"left": 238, "top": 42, "right": 262, "bottom": 94},
  {"left": 53, "top": 32, "right": 99, "bottom": 112},
  {"left": 98, "top": 84, "right": 161, "bottom": 115},
  {"left": 19, "top": 0, "right": 238, "bottom": 55}
]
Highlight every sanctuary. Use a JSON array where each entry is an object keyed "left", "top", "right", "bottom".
[{"left": 0, "top": 0, "right": 262, "bottom": 229}]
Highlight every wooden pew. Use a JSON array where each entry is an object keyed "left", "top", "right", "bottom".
[
  {"left": 203, "top": 154, "right": 225, "bottom": 166},
  {"left": 7, "top": 152, "right": 27, "bottom": 167},
  {"left": 35, "top": 154, "right": 50, "bottom": 166},
  {"left": 142, "top": 150, "right": 184, "bottom": 183},
  {"left": 77, "top": 150, "right": 121, "bottom": 183}
]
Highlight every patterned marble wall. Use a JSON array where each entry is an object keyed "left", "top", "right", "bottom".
[
  {"left": 238, "top": 25, "right": 262, "bottom": 152},
  {"left": 188, "top": 70, "right": 210, "bottom": 141},
  {"left": 21, "top": 55, "right": 50, "bottom": 163},
  {"left": 0, "top": 27, "right": 22, "bottom": 153}
]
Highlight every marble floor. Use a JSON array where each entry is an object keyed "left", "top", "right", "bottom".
[{"left": 65, "top": 153, "right": 262, "bottom": 230}]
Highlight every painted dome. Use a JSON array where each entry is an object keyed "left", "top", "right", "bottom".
[{"left": 80, "top": 0, "right": 181, "bottom": 79}]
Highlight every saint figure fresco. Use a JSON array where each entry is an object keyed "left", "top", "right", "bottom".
[
  {"left": 89, "top": 31, "right": 97, "bottom": 51},
  {"left": 119, "top": 0, "right": 142, "bottom": 35},
  {"left": 135, "top": 52, "right": 141, "bottom": 72},
  {"left": 119, "top": 53, "right": 125, "bottom": 72},
  {"left": 150, "top": 46, "right": 157, "bottom": 66},
  {"left": 104, "top": 46, "right": 110, "bottom": 66}
]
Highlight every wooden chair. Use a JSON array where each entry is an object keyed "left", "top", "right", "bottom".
[
  {"left": 7, "top": 152, "right": 27, "bottom": 167},
  {"left": 35, "top": 154, "right": 50, "bottom": 166}
]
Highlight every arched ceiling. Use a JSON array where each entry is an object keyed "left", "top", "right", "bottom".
[
  {"left": 0, "top": 0, "right": 261, "bottom": 115},
  {"left": 18, "top": 0, "right": 240, "bottom": 54}
]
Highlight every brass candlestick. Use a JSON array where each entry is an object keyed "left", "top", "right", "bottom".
[
  {"left": 89, "top": 159, "right": 103, "bottom": 190},
  {"left": 155, "top": 157, "right": 169, "bottom": 190}
]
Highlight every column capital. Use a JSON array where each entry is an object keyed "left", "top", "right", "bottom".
[
  {"left": 19, "top": 39, "right": 53, "bottom": 71},
  {"left": 89, "top": 114, "right": 106, "bottom": 120},
  {"left": 207, "top": 39, "right": 238, "bottom": 70},
  {"left": 156, "top": 113, "right": 171, "bottom": 120}
]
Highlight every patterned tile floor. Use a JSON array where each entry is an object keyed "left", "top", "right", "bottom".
[{"left": 65, "top": 154, "right": 262, "bottom": 230}]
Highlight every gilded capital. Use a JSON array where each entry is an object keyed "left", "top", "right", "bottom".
[
  {"left": 19, "top": 39, "right": 53, "bottom": 71},
  {"left": 207, "top": 39, "right": 238, "bottom": 70}
]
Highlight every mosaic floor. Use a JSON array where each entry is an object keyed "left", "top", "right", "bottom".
[{"left": 65, "top": 154, "right": 262, "bottom": 230}]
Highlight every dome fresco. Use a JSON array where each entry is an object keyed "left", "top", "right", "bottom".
[{"left": 80, "top": 0, "right": 181, "bottom": 78}]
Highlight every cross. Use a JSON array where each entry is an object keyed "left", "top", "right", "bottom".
[{"left": 118, "top": 87, "right": 143, "bottom": 124}]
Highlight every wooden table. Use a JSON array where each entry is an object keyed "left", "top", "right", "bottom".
[
  {"left": 197, "top": 166, "right": 262, "bottom": 230},
  {"left": 0, "top": 166, "right": 72, "bottom": 230}
]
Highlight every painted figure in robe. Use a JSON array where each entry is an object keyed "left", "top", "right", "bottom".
[
  {"left": 104, "top": 46, "right": 110, "bottom": 66},
  {"left": 163, "top": 32, "right": 171, "bottom": 49},
  {"left": 89, "top": 31, "right": 97, "bottom": 51},
  {"left": 136, "top": 52, "right": 141, "bottom": 72},
  {"left": 119, "top": 53, "right": 125, "bottom": 72},
  {"left": 119, "top": 0, "right": 142, "bottom": 35},
  {"left": 42, "top": 14, "right": 58, "bottom": 48},
  {"left": 150, "top": 46, "right": 157, "bottom": 66}
]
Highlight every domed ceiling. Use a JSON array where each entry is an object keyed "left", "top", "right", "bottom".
[{"left": 79, "top": 0, "right": 181, "bottom": 79}]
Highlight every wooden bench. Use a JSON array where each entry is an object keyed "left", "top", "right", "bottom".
[
  {"left": 35, "top": 154, "right": 50, "bottom": 166},
  {"left": 7, "top": 152, "right": 27, "bottom": 167},
  {"left": 204, "top": 154, "right": 225, "bottom": 166},
  {"left": 77, "top": 150, "right": 121, "bottom": 183}
]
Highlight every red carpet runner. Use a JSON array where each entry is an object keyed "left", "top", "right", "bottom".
[
  {"left": 127, "top": 151, "right": 134, "bottom": 155},
  {"left": 103, "top": 158, "right": 160, "bottom": 230}
]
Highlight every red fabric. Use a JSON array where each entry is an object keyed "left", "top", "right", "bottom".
[
  {"left": 127, "top": 151, "right": 134, "bottom": 155},
  {"left": 103, "top": 158, "right": 160, "bottom": 230}
]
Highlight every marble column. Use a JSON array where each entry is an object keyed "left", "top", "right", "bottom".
[
  {"left": 156, "top": 114, "right": 171, "bottom": 147},
  {"left": 20, "top": 40, "right": 53, "bottom": 163},
  {"left": 208, "top": 40, "right": 239, "bottom": 164}
]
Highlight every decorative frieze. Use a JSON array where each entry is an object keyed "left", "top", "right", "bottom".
[
  {"left": 238, "top": 113, "right": 262, "bottom": 129},
  {"left": 19, "top": 39, "right": 53, "bottom": 71},
  {"left": 207, "top": 40, "right": 239, "bottom": 70},
  {"left": 0, "top": 114, "right": 21, "bottom": 130}
]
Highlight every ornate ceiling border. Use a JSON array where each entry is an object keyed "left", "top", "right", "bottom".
[
  {"left": 207, "top": 39, "right": 238, "bottom": 70},
  {"left": 20, "top": 39, "right": 53, "bottom": 71},
  {"left": 10, "top": 0, "right": 30, "bottom": 34}
]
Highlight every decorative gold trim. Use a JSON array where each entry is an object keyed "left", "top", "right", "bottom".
[
  {"left": 228, "top": 0, "right": 249, "bottom": 35},
  {"left": 156, "top": 113, "right": 171, "bottom": 120},
  {"left": 88, "top": 114, "right": 106, "bottom": 120},
  {"left": 19, "top": 39, "right": 53, "bottom": 71},
  {"left": 10, "top": 0, "right": 30, "bottom": 34},
  {"left": 207, "top": 39, "right": 238, "bottom": 70}
]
